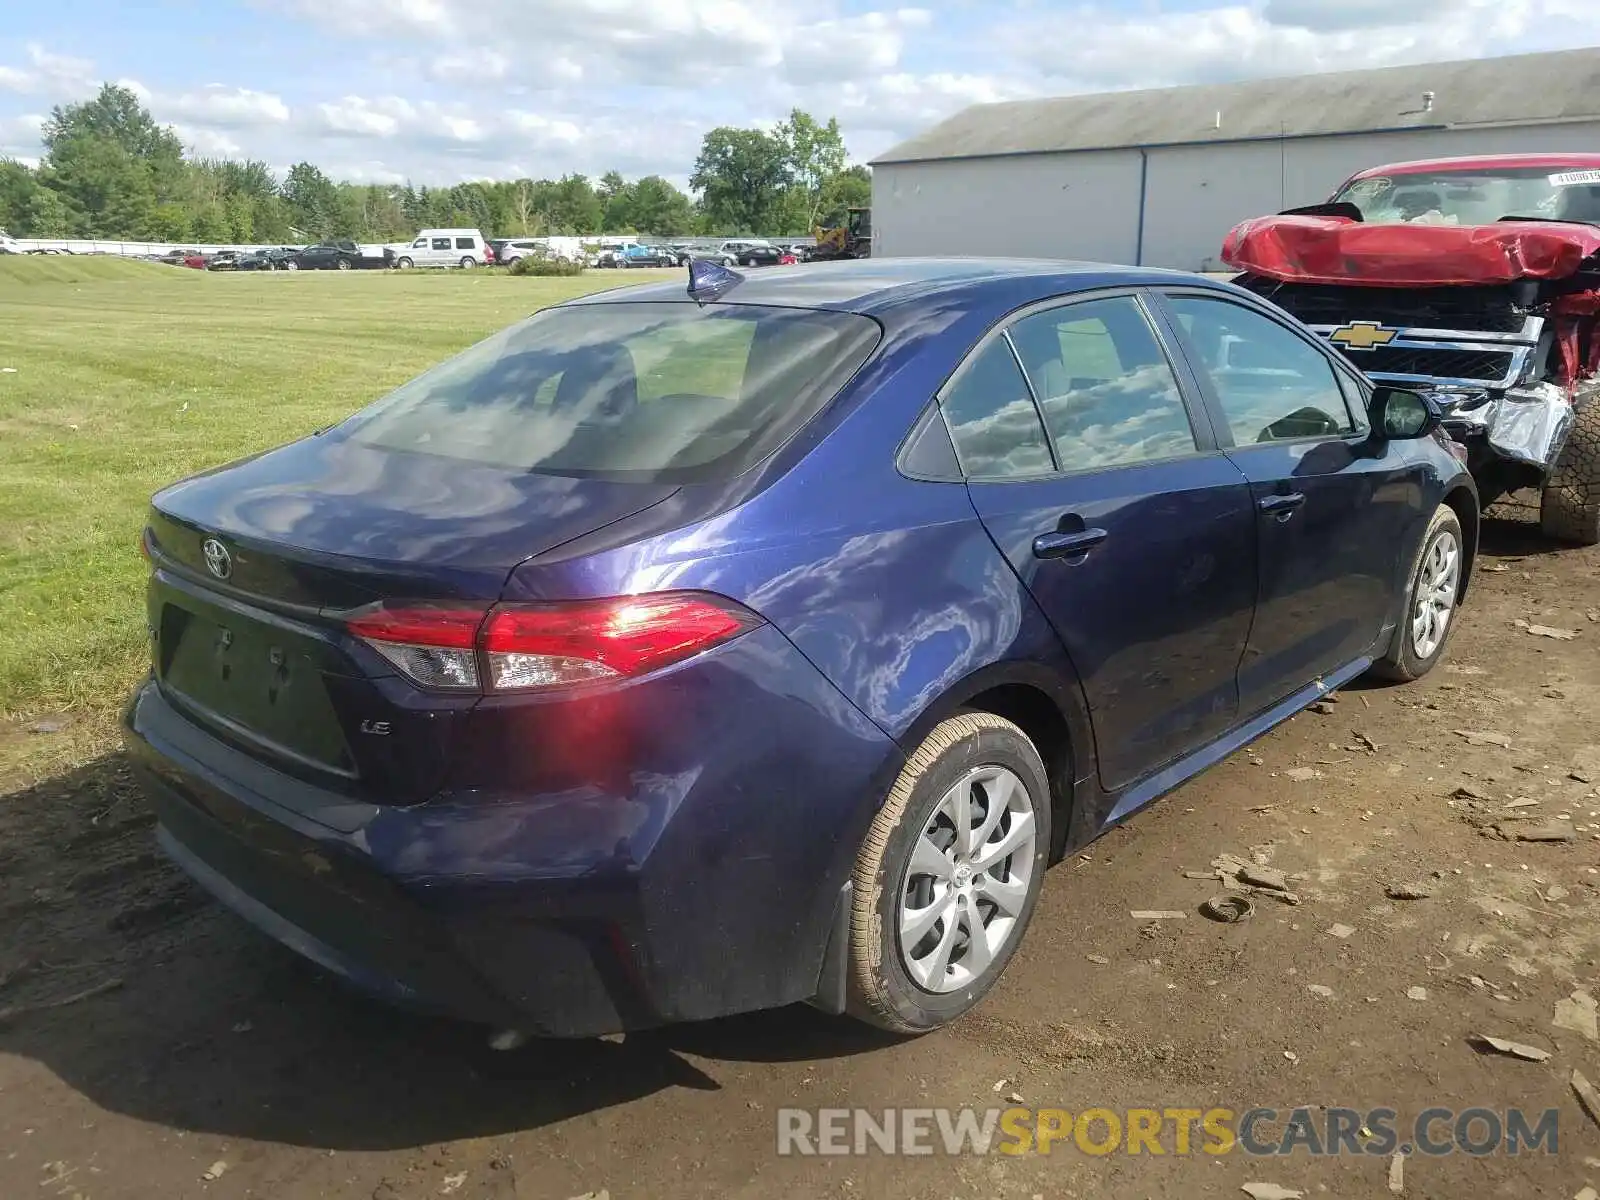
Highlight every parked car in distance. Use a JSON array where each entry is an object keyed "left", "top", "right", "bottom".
[
  {"left": 392, "top": 228, "right": 494, "bottom": 269},
  {"left": 734, "top": 244, "right": 796, "bottom": 267},
  {"left": 291, "top": 240, "right": 387, "bottom": 271},
  {"left": 0, "top": 228, "right": 19, "bottom": 254},
  {"left": 206, "top": 251, "right": 242, "bottom": 271},
  {"left": 622, "top": 244, "right": 678, "bottom": 268},
  {"left": 156, "top": 248, "right": 209, "bottom": 269},
  {"left": 236, "top": 247, "right": 299, "bottom": 271},
  {"left": 127, "top": 259, "right": 1475, "bottom": 1041},
  {"left": 494, "top": 238, "right": 579, "bottom": 266},
  {"left": 714, "top": 238, "right": 768, "bottom": 265}
]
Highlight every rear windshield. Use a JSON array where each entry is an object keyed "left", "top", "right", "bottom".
[{"left": 340, "top": 302, "right": 881, "bottom": 482}]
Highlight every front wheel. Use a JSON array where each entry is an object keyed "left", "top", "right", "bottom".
[
  {"left": 284, "top": 259, "right": 299, "bottom": 270},
  {"left": 395, "top": 257, "right": 413, "bottom": 269},
  {"left": 1540, "top": 395, "right": 1600, "bottom": 545},
  {"left": 846, "top": 712, "right": 1050, "bottom": 1034},
  {"left": 1372, "top": 504, "right": 1464, "bottom": 682}
]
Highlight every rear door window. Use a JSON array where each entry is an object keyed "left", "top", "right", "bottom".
[
  {"left": 344, "top": 302, "right": 881, "bottom": 483},
  {"left": 455, "top": 237, "right": 474, "bottom": 250}
]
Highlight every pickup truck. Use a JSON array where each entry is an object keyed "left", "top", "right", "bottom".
[{"left": 1225, "top": 152, "right": 1600, "bottom": 545}]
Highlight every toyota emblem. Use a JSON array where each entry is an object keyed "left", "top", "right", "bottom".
[{"left": 202, "top": 538, "right": 232, "bottom": 580}]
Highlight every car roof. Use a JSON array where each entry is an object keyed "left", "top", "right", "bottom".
[
  {"left": 1350, "top": 152, "right": 1600, "bottom": 178},
  {"left": 561, "top": 257, "right": 1215, "bottom": 323}
]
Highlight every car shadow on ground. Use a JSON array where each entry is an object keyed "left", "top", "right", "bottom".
[
  {"left": 0, "top": 751, "right": 900, "bottom": 1152},
  {"left": 1478, "top": 494, "right": 1571, "bottom": 559}
]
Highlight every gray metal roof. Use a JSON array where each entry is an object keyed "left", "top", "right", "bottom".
[{"left": 872, "top": 48, "right": 1600, "bottom": 165}]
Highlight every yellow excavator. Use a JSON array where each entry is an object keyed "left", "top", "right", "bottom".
[{"left": 811, "top": 206, "right": 871, "bottom": 260}]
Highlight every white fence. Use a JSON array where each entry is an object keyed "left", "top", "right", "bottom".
[
  {"left": 9, "top": 238, "right": 400, "bottom": 257},
  {"left": 10, "top": 233, "right": 807, "bottom": 258}
]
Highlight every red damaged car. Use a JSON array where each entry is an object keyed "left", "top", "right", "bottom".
[{"left": 1224, "top": 153, "right": 1600, "bottom": 543}]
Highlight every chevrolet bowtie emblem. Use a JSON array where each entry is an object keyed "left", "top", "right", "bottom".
[{"left": 1328, "top": 321, "right": 1398, "bottom": 351}]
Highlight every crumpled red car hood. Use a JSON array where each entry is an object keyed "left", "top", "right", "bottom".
[{"left": 1222, "top": 214, "right": 1600, "bottom": 286}]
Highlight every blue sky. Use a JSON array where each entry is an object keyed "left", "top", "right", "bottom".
[{"left": 2, "top": 0, "right": 1596, "bottom": 188}]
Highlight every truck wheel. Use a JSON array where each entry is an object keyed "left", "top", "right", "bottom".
[
  {"left": 1540, "top": 397, "right": 1600, "bottom": 545},
  {"left": 459, "top": 256, "right": 475, "bottom": 268},
  {"left": 395, "top": 257, "right": 413, "bottom": 270},
  {"left": 846, "top": 712, "right": 1050, "bottom": 1034}
]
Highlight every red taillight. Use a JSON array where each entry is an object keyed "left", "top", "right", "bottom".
[
  {"left": 346, "top": 605, "right": 484, "bottom": 648},
  {"left": 346, "top": 593, "right": 759, "bottom": 693},
  {"left": 346, "top": 604, "right": 489, "bottom": 690}
]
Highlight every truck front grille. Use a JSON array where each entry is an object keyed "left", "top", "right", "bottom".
[
  {"left": 1342, "top": 344, "right": 1516, "bottom": 383},
  {"left": 1251, "top": 282, "right": 1529, "bottom": 334}
]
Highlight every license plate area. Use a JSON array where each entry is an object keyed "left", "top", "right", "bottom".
[{"left": 159, "top": 600, "right": 356, "bottom": 777}]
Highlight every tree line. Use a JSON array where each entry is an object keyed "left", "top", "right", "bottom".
[{"left": 0, "top": 84, "right": 872, "bottom": 244}]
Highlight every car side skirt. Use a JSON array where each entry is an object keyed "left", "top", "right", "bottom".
[{"left": 1099, "top": 652, "right": 1376, "bottom": 829}]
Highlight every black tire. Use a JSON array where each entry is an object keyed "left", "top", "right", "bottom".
[
  {"left": 284, "top": 259, "right": 299, "bottom": 270},
  {"left": 395, "top": 257, "right": 413, "bottom": 269},
  {"left": 1540, "top": 396, "right": 1600, "bottom": 545},
  {"left": 846, "top": 712, "right": 1051, "bottom": 1034},
  {"left": 459, "top": 256, "right": 475, "bottom": 268},
  {"left": 336, "top": 258, "right": 351, "bottom": 271},
  {"left": 1372, "top": 504, "right": 1465, "bottom": 683}
]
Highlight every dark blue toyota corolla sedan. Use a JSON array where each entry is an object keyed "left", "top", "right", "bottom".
[{"left": 125, "top": 258, "right": 1476, "bottom": 1037}]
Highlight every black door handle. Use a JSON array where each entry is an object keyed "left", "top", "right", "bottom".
[
  {"left": 1033, "top": 527, "right": 1109, "bottom": 560},
  {"left": 1257, "top": 492, "right": 1306, "bottom": 520}
]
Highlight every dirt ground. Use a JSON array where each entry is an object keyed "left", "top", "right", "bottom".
[{"left": 3, "top": 498, "right": 1599, "bottom": 1200}]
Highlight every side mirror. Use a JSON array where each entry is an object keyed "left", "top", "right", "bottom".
[{"left": 1369, "top": 385, "right": 1441, "bottom": 440}]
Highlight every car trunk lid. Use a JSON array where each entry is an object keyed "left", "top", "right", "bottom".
[{"left": 145, "top": 435, "right": 677, "bottom": 802}]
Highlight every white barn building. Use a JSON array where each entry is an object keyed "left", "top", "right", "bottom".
[{"left": 870, "top": 48, "right": 1600, "bottom": 271}]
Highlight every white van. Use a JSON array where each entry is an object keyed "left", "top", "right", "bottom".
[{"left": 393, "top": 228, "right": 493, "bottom": 269}]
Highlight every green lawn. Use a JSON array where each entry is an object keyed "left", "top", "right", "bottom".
[{"left": 0, "top": 257, "right": 647, "bottom": 732}]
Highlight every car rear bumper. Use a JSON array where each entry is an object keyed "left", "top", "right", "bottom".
[{"left": 122, "top": 628, "right": 898, "bottom": 1036}]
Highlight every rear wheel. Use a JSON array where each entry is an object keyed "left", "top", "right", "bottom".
[
  {"left": 1540, "top": 395, "right": 1600, "bottom": 545},
  {"left": 336, "top": 258, "right": 351, "bottom": 271},
  {"left": 284, "top": 259, "right": 299, "bottom": 270},
  {"left": 846, "top": 712, "right": 1050, "bottom": 1034},
  {"left": 1372, "top": 503, "right": 1464, "bottom": 682},
  {"left": 459, "top": 256, "right": 475, "bottom": 268}
]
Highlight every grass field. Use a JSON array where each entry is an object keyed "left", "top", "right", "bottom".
[{"left": 0, "top": 256, "right": 648, "bottom": 745}]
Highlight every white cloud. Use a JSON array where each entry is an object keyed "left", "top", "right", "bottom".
[
  {"left": 505, "top": 110, "right": 584, "bottom": 143},
  {"left": 781, "top": 9, "right": 933, "bottom": 84},
  {"left": 172, "top": 124, "right": 245, "bottom": 157},
  {"left": 429, "top": 51, "right": 509, "bottom": 83},
  {"left": 159, "top": 86, "right": 291, "bottom": 128},
  {"left": 0, "top": 43, "right": 94, "bottom": 96},
  {"left": 996, "top": 0, "right": 1595, "bottom": 90},
  {"left": 313, "top": 95, "right": 415, "bottom": 137},
  {"left": 1264, "top": 0, "right": 1476, "bottom": 30}
]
